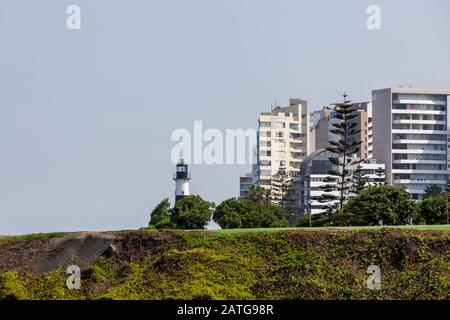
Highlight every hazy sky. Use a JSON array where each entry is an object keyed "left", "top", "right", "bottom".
[{"left": 1, "top": 0, "right": 450, "bottom": 235}]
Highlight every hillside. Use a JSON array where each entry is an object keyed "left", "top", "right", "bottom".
[{"left": 0, "top": 228, "right": 449, "bottom": 300}]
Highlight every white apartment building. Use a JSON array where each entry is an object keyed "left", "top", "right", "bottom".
[
  {"left": 256, "top": 98, "right": 310, "bottom": 208},
  {"left": 372, "top": 87, "right": 450, "bottom": 200}
]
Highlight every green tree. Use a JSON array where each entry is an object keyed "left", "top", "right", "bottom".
[
  {"left": 423, "top": 185, "right": 443, "bottom": 199},
  {"left": 351, "top": 164, "right": 368, "bottom": 195},
  {"left": 170, "top": 195, "right": 214, "bottom": 229},
  {"left": 246, "top": 185, "right": 271, "bottom": 205},
  {"left": 214, "top": 198, "right": 248, "bottom": 229},
  {"left": 341, "top": 185, "right": 418, "bottom": 226},
  {"left": 271, "top": 166, "right": 295, "bottom": 212},
  {"left": 419, "top": 193, "right": 449, "bottom": 225},
  {"left": 375, "top": 166, "right": 386, "bottom": 185},
  {"left": 261, "top": 203, "right": 289, "bottom": 228},
  {"left": 214, "top": 197, "right": 288, "bottom": 229},
  {"left": 148, "top": 198, "right": 173, "bottom": 229}
]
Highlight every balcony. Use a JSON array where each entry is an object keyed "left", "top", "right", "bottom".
[
  {"left": 392, "top": 169, "right": 450, "bottom": 174},
  {"left": 392, "top": 149, "right": 447, "bottom": 155},
  {"left": 393, "top": 99, "right": 447, "bottom": 106},
  {"left": 392, "top": 139, "right": 447, "bottom": 145},
  {"left": 393, "top": 179, "right": 447, "bottom": 185},
  {"left": 392, "top": 109, "right": 446, "bottom": 115},
  {"left": 392, "top": 129, "right": 449, "bottom": 135},
  {"left": 392, "top": 120, "right": 446, "bottom": 125},
  {"left": 392, "top": 160, "right": 447, "bottom": 165}
]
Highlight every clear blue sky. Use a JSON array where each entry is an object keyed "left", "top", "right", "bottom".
[{"left": 1, "top": 0, "right": 450, "bottom": 234}]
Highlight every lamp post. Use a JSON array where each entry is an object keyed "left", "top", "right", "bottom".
[{"left": 308, "top": 199, "right": 313, "bottom": 228}]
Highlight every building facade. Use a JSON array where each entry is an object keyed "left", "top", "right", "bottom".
[
  {"left": 255, "top": 98, "right": 309, "bottom": 212},
  {"left": 299, "top": 149, "right": 338, "bottom": 216},
  {"left": 352, "top": 102, "right": 373, "bottom": 160},
  {"left": 239, "top": 173, "right": 254, "bottom": 197},
  {"left": 372, "top": 87, "right": 450, "bottom": 200},
  {"left": 311, "top": 103, "right": 373, "bottom": 160}
]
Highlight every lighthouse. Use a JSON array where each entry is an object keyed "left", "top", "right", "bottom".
[{"left": 174, "top": 159, "right": 191, "bottom": 202}]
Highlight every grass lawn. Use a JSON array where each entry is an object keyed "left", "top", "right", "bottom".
[
  {"left": 1, "top": 226, "right": 448, "bottom": 241},
  {"left": 212, "top": 224, "right": 450, "bottom": 234},
  {"left": 0, "top": 232, "right": 68, "bottom": 243}
]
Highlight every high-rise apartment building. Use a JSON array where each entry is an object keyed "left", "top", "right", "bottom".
[
  {"left": 352, "top": 102, "right": 373, "bottom": 160},
  {"left": 255, "top": 98, "right": 309, "bottom": 212},
  {"left": 372, "top": 87, "right": 450, "bottom": 200},
  {"left": 311, "top": 107, "right": 333, "bottom": 152}
]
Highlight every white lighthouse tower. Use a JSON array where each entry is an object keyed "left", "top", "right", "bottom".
[{"left": 174, "top": 159, "right": 191, "bottom": 202}]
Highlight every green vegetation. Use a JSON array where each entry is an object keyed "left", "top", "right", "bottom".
[
  {"left": 340, "top": 185, "right": 418, "bottom": 226},
  {"left": 148, "top": 198, "right": 173, "bottom": 229},
  {"left": 0, "top": 270, "right": 81, "bottom": 300},
  {"left": 213, "top": 197, "right": 288, "bottom": 229},
  {"left": 149, "top": 186, "right": 289, "bottom": 230},
  {"left": 419, "top": 193, "right": 450, "bottom": 225},
  {"left": 424, "top": 185, "right": 443, "bottom": 199},
  {"left": 213, "top": 225, "right": 450, "bottom": 234},
  {"left": 170, "top": 195, "right": 214, "bottom": 229},
  {"left": 302, "top": 185, "right": 450, "bottom": 228},
  {"left": 148, "top": 195, "right": 214, "bottom": 230},
  {"left": 271, "top": 166, "right": 296, "bottom": 214},
  {"left": 0, "top": 229, "right": 448, "bottom": 300}
]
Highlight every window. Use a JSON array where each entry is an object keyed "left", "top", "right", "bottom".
[
  {"left": 275, "top": 132, "right": 284, "bottom": 138},
  {"left": 275, "top": 122, "right": 285, "bottom": 128},
  {"left": 260, "top": 121, "right": 271, "bottom": 128},
  {"left": 260, "top": 170, "right": 272, "bottom": 177},
  {"left": 290, "top": 142, "right": 303, "bottom": 148}
]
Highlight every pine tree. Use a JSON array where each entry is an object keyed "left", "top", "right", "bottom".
[
  {"left": 272, "top": 166, "right": 294, "bottom": 212},
  {"left": 375, "top": 166, "right": 385, "bottom": 185},
  {"left": 246, "top": 185, "right": 271, "bottom": 205},
  {"left": 320, "top": 94, "right": 363, "bottom": 211},
  {"left": 351, "top": 164, "right": 368, "bottom": 195}
]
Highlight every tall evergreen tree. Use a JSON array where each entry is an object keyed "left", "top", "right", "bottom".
[
  {"left": 317, "top": 94, "right": 363, "bottom": 211},
  {"left": 271, "top": 165, "right": 295, "bottom": 212}
]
